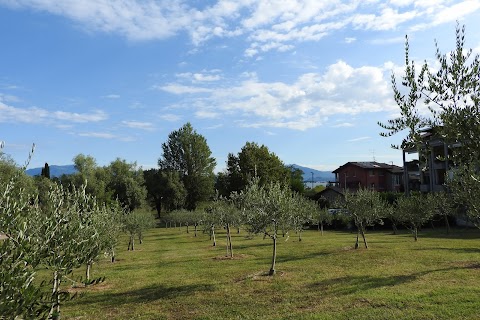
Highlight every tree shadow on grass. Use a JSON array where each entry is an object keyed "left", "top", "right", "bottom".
[
  {"left": 309, "top": 274, "right": 417, "bottom": 296},
  {"left": 276, "top": 251, "right": 331, "bottom": 264},
  {"left": 413, "top": 247, "right": 480, "bottom": 254},
  {"left": 308, "top": 265, "right": 474, "bottom": 296},
  {"left": 74, "top": 283, "right": 215, "bottom": 306}
]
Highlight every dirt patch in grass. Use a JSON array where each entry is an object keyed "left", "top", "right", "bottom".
[
  {"left": 212, "top": 253, "right": 249, "bottom": 260},
  {"left": 67, "top": 282, "right": 113, "bottom": 294},
  {"left": 235, "top": 270, "right": 287, "bottom": 282}
]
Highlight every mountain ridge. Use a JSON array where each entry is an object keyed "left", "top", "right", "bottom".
[
  {"left": 289, "top": 164, "right": 334, "bottom": 182},
  {"left": 25, "top": 164, "right": 78, "bottom": 178}
]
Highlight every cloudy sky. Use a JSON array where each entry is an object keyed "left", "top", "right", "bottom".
[{"left": 1, "top": 0, "right": 480, "bottom": 173}]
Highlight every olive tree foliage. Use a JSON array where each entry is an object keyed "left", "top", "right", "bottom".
[
  {"left": 0, "top": 144, "right": 50, "bottom": 319},
  {"left": 395, "top": 192, "right": 437, "bottom": 241},
  {"left": 313, "top": 205, "right": 333, "bottom": 236},
  {"left": 335, "top": 188, "right": 386, "bottom": 249},
  {"left": 448, "top": 164, "right": 480, "bottom": 227},
  {"left": 378, "top": 23, "right": 480, "bottom": 163},
  {"left": 124, "top": 210, "right": 156, "bottom": 251},
  {"left": 32, "top": 183, "right": 121, "bottom": 319},
  {"left": 236, "top": 179, "right": 308, "bottom": 275},
  {"left": 206, "top": 195, "right": 241, "bottom": 257},
  {"left": 159, "top": 123, "right": 216, "bottom": 210},
  {"left": 0, "top": 145, "right": 124, "bottom": 319},
  {"left": 289, "top": 195, "right": 315, "bottom": 242}
]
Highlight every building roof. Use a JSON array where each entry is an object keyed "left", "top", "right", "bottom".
[{"left": 332, "top": 161, "right": 403, "bottom": 173}]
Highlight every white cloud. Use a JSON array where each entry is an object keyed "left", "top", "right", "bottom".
[
  {"left": 0, "top": 93, "right": 21, "bottom": 103},
  {"left": 3, "top": 0, "right": 479, "bottom": 55},
  {"left": 332, "top": 122, "right": 354, "bottom": 128},
  {"left": 103, "top": 94, "right": 120, "bottom": 99},
  {"left": 157, "top": 60, "right": 397, "bottom": 130},
  {"left": 0, "top": 101, "right": 108, "bottom": 124},
  {"left": 176, "top": 71, "right": 222, "bottom": 82},
  {"left": 78, "top": 132, "right": 116, "bottom": 139},
  {"left": 156, "top": 84, "right": 213, "bottom": 94},
  {"left": 121, "top": 120, "right": 155, "bottom": 130},
  {"left": 344, "top": 37, "right": 356, "bottom": 43},
  {"left": 348, "top": 136, "right": 371, "bottom": 142},
  {"left": 159, "top": 113, "right": 181, "bottom": 122},
  {"left": 53, "top": 110, "right": 107, "bottom": 123}
]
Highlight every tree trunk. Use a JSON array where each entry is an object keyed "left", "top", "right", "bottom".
[
  {"left": 237, "top": 226, "right": 240, "bottom": 234},
  {"left": 392, "top": 222, "right": 398, "bottom": 235},
  {"left": 414, "top": 227, "right": 418, "bottom": 241},
  {"left": 49, "top": 270, "right": 61, "bottom": 320},
  {"left": 321, "top": 222, "right": 324, "bottom": 236},
  {"left": 139, "top": 231, "right": 143, "bottom": 244},
  {"left": 86, "top": 261, "right": 92, "bottom": 282},
  {"left": 298, "top": 230, "right": 302, "bottom": 241},
  {"left": 212, "top": 225, "right": 216, "bottom": 247},
  {"left": 444, "top": 214, "right": 450, "bottom": 234},
  {"left": 269, "top": 234, "right": 277, "bottom": 276},
  {"left": 186, "top": 223, "right": 189, "bottom": 233},
  {"left": 194, "top": 223, "right": 198, "bottom": 237},
  {"left": 360, "top": 226, "right": 368, "bottom": 249},
  {"left": 354, "top": 228, "right": 360, "bottom": 249},
  {"left": 157, "top": 201, "right": 162, "bottom": 220},
  {"left": 269, "top": 221, "right": 278, "bottom": 276},
  {"left": 111, "top": 248, "right": 116, "bottom": 263},
  {"left": 128, "top": 234, "right": 135, "bottom": 250},
  {"left": 226, "top": 223, "right": 233, "bottom": 258}
]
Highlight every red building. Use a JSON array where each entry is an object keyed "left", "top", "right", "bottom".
[{"left": 332, "top": 161, "right": 403, "bottom": 192}]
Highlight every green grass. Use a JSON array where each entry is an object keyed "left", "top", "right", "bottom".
[{"left": 62, "top": 226, "right": 480, "bottom": 319}]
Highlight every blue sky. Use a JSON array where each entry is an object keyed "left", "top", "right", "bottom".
[{"left": 1, "top": 0, "right": 480, "bottom": 173}]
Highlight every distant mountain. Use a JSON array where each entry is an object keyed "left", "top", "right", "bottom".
[
  {"left": 289, "top": 164, "right": 334, "bottom": 182},
  {"left": 26, "top": 164, "right": 78, "bottom": 178}
]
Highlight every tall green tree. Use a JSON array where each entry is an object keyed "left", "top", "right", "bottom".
[
  {"left": 106, "top": 158, "right": 147, "bottom": 212},
  {"left": 158, "top": 123, "right": 216, "bottom": 210},
  {"left": 40, "top": 162, "right": 50, "bottom": 179},
  {"left": 144, "top": 168, "right": 186, "bottom": 218},
  {"left": 223, "top": 142, "right": 290, "bottom": 195},
  {"left": 61, "top": 154, "right": 111, "bottom": 205}
]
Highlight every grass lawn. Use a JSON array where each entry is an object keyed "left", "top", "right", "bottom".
[{"left": 62, "top": 226, "right": 480, "bottom": 319}]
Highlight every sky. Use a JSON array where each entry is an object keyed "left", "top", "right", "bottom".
[{"left": 1, "top": 0, "right": 480, "bottom": 173}]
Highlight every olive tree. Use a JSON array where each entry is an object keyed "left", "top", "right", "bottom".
[
  {"left": 335, "top": 188, "right": 386, "bottom": 249},
  {"left": 237, "top": 180, "right": 298, "bottom": 275},
  {"left": 207, "top": 196, "right": 241, "bottom": 257},
  {"left": 0, "top": 144, "right": 51, "bottom": 318},
  {"left": 124, "top": 210, "right": 156, "bottom": 251},
  {"left": 395, "top": 192, "right": 437, "bottom": 241},
  {"left": 448, "top": 164, "right": 480, "bottom": 228},
  {"left": 313, "top": 206, "right": 333, "bottom": 236}
]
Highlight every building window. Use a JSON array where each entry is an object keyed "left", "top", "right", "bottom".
[
  {"left": 369, "top": 170, "right": 375, "bottom": 176},
  {"left": 353, "top": 171, "right": 356, "bottom": 177},
  {"left": 393, "top": 175, "right": 400, "bottom": 185}
]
